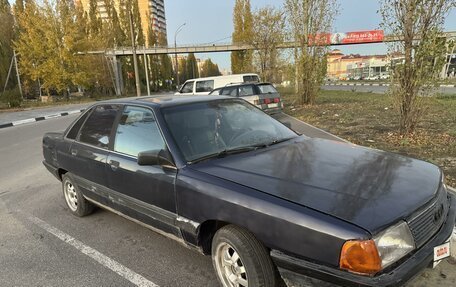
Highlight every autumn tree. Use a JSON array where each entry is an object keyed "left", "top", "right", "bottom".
[
  {"left": 0, "top": 0, "right": 15, "bottom": 91},
  {"left": 88, "top": 0, "right": 102, "bottom": 41},
  {"left": 178, "top": 57, "right": 187, "bottom": 83},
  {"left": 102, "top": 0, "right": 124, "bottom": 47},
  {"left": 157, "top": 32, "right": 174, "bottom": 90},
  {"left": 186, "top": 53, "right": 199, "bottom": 79},
  {"left": 231, "top": 0, "right": 253, "bottom": 73},
  {"left": 251, "top": 6, "right": 285, "bottom": 82},
  {"left": 200, "top": 59, "right": 221, "bottom": 77},
  {"left": 284, "top": 0, "right": 337, "bottom": 105},
  {"left": 14, "top": 0, "right": 92, "bottom": 95},
  {"left": 380, "top": 0, "right": 455, "bottom": 134}
]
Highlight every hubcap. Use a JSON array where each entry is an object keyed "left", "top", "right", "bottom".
[
  {"left": 215, "top": 242, "right": 248, "bottom": 287},
  {"left": 64, "top": 181, "right": 78, "bottom": 211}
]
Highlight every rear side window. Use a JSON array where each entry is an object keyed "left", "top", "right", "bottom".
[
  {"left": 180, "top": 81, "right": 194, "bottom": 93},
  {"left": 114, "top": 106, "right": 166, "bottom": 157},
  {"left": 221, "top": 86, "right": 238, "bottom": 97},
  {"left": 258, "top": 84, "right": 277, "bottom": 94},
  {"left": 243, "top": 75, "right": 259, "bottom": 83},
  {"left": 195, "top": 80, "right": 214, "bottom": 93},
  {"left": 238, "top": 85, "right": 255, "bottom": 96},
  {"left": 78, "top": 105, "right": 120, "bottom": 148},
  {"left": 66, "top": 109, "right": 91, "bottom": 140}
]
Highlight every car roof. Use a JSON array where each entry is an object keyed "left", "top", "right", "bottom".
[
  {"left": 97, "top": 95, "right": 234, "bottom": 108},
  {"left": 224, "top": 82, "right": 272, "bottom": 87}
]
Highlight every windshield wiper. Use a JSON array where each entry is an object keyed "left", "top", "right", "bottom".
[
  {"left": 189, "top": 145, "right": 264, "bottom": 164},
  {"left": 266, "top": 137, "right": 295, "bottom": 146}
]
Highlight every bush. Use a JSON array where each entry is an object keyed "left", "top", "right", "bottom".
[{"left": 1, "top": 88, "right": 23, "bottom": 108}]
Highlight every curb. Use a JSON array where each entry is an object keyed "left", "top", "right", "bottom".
[
  {"left": 324, "top": 83, "right": 456, "bottom": 88},
  {"left": 0, "top": 109, "right": 84, "bottom": 129}
]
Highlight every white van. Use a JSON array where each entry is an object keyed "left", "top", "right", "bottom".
[{"left": 175, "top": 73, "right": 260, "bottom": 96}]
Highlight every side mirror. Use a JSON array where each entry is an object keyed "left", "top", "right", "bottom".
[{"left": 137, "top": 149, "right": 175, "bottom": 168}]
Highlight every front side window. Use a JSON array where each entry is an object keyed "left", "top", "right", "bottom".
[
  {"left": 114, "top": 106, "right": 166, "bottom": 157},
  {"left": 78, "top": 105, "right": 119, "bottom": 148},
  {"left": 196, "top": 80, "right": 214, "bottom": 93},
  {"left": 180, "top": 81, "right": 194, "bottom": 93}
]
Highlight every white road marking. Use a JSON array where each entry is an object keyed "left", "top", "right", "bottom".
[
  {"left": 44, "top": 114, "right": 61, "bottom": 119},
  {"left": 28, "top": 216, "right": 159, "bottom": 287},
  {"left": 12, "top": 118, "right": 36, "bottom": 125}
]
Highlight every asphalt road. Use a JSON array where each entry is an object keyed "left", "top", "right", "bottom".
[
  {"left": 1, "top": 112, "right": 455, "bottom": 287},
  {"left": 322, "top": 84, "right": 456, "bottom": 94}
]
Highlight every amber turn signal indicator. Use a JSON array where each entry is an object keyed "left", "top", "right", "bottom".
[{"left": 340, "top": 240, "right": 382, "bottom": 275}]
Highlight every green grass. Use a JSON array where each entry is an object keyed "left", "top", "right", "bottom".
[
  {"left": 0, "top": 94, "right": 120, "bottom": 112},
  {"left": 280, "top": 88, "right": 456, "bottom": 186}
]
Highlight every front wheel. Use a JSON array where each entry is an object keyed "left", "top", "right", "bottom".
[{"left": 212, "top": 225, "right": 278, "bottom": 287}]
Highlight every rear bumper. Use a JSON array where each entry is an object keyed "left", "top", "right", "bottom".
[
  {"left": 263, "top": 107, "right": 283, "bottom": 115},
  {"left": 42, "top": 160, "right": 61, "bottom": 181},
  {"left": 272, "top": 193, "right": 456, "bottom": 287}
]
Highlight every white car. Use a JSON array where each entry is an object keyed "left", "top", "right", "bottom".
[{"left": 176, "top": 73, "right": 260, "bottom": 96}]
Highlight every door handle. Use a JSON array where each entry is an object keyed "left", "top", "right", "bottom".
[
  {"left": 70, "top": 149, "right": 78, "bottom": 156},
  {"left": 109, "top": 160, "right": 120, "bottom": 171}
]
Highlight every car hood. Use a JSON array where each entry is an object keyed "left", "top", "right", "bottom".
[{"left": 190, "top": 136, "right": 442, "bottom": 233}]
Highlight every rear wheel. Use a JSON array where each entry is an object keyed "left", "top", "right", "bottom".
[
  {"left": 62, "top": 173, "right": 94, "bottom": 217},
  {"left": 212, "top": 225, "right": 278, "bottom": 287}
]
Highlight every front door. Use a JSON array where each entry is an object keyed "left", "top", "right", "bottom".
[{"left": 106, "top": 105, "right": 179, "bottom": 236}]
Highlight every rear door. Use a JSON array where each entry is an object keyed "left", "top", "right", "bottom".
[
  {"left": 105, "top": 105, "right": 179, "bottom": 236},
  {"left": 195, "top": 80, "right": 214, "bottom": 95},
  {"left": 69, "top": 104, "right": 121, "bottom": 197}
]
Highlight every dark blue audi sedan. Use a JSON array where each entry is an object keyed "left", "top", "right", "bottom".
[{"left": 43, "top": 95, "right": 455, "bottom": 287}]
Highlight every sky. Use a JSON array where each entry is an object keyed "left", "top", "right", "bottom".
[{"left": 165, "top": 0, "right": 456, "bottom": 71}]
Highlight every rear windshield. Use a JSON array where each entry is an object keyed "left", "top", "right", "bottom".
[
  {"left": 257, "top": 84, "right": 277, "bottom": 94},
  {"left": 243, "top": 75, "right": 260, "bottom": 83}
]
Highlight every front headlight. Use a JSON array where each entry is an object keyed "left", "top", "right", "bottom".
[
  {"left": 373, "top": 221, "right": 415, "bottom": 269},
  {"left": 340, "top": 221, "right": 415, "bottom": 275}
]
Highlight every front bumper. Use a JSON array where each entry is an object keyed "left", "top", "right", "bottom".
[{"left": 272, "top": 193, "right": 456, "bottom": 287}]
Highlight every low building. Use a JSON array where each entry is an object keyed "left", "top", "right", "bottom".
[{"left": 327, "top": 49, "right": 390, "bottom": 80}]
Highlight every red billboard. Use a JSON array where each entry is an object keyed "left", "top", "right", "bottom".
[{"left": 308, "top": 30, "right": 384, "bottom": 46}]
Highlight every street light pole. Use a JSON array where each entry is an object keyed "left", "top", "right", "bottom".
[
  {"left": 129, "top": 10, "right": 141, "bottom": 97},
  {"left": 174, "top": 23, "right": 186, "bottom": 89}
]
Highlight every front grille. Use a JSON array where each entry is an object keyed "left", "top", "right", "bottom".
[{"left": 407, "top": 186, "right": 450, "bottom": 248}]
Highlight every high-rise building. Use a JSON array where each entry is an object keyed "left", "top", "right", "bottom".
[{"left": 77, "top": 0, "right": 167, "bottom": 46}]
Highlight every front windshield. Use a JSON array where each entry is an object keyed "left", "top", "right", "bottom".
[{"left": 162, "top": 99, "right": 297, "bottom": 162}]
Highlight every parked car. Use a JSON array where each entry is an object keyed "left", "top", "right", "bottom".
[
  {"left": 366, "top": 75, "right": 380, "bottom": 81},
  {"left": 176, "top": 73, "right": 260, "bottom": 96},
  {"left": 43, "top": 96, "right": 455, "bottom": 287},
  {"left": 380, "top": 73, "right": 390, "bottom": 80},
  {"left": 209, "top": 82, "right": 283, "bottom": 114},
  {"left": 353, "top": 75, "right": 363, "bottom": 81}
]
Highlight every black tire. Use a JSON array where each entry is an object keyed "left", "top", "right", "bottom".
[
  {"left": 62, "top": 173, "right": 94, "bottom": 217},
  {"left": 212, "top": 225, "right": 278, "bottom": 287}
]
